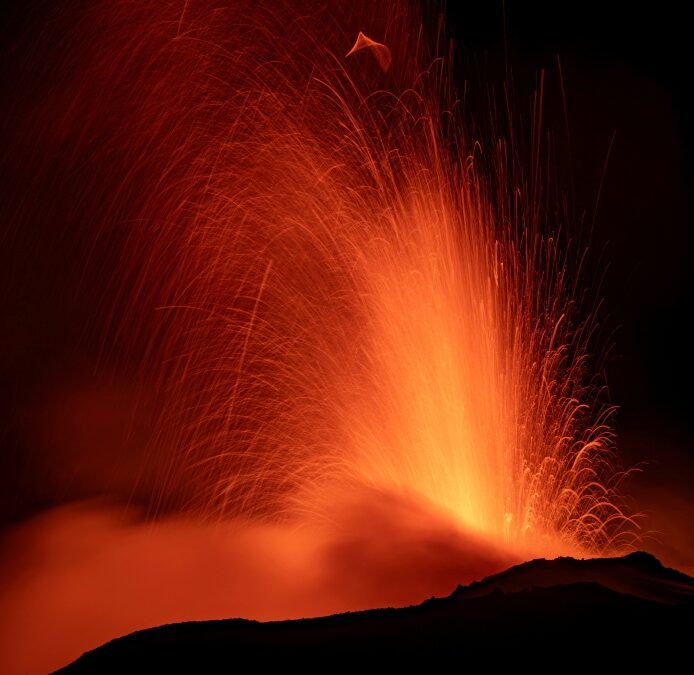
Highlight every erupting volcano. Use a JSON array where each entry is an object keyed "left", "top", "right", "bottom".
[
  {"left": 2, "top": 0, "right": 692, "bottom": 672},
  {"left": 53, "top": 0, "right": 636, "bottom": 554}
]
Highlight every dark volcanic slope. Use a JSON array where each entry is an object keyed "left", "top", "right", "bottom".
[
  {"left": 453, "top": 551, "right": 694, "bottom": 604},
  {"left": 60, "top": 552, "right": 693, "bottom": 671}
]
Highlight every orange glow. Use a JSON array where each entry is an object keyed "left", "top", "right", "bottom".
[
  {"left": 0, "top": 0, "right": 642, "bottom": 672},
  {"left": 0, "top": 498, "right": 516, "bottom": 674}
]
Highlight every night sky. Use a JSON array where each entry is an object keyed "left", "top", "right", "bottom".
[{"left": 445, "top": 1, "right": 692, "bottom": 447}]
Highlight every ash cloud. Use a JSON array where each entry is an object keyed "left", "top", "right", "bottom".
[{"left": 0, "top": 490, "right": 516, "bottom": 674}]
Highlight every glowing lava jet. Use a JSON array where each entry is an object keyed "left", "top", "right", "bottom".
[{"left": 0, "top": 1, "right": 640, "bottom": 672}]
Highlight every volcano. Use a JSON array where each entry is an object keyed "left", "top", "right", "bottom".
[
  {"left": 3, "top": 1, "right": 694, "bottom": 673},
  {"left": 59, "top": 552, "right": 693, "bottom": 670}
]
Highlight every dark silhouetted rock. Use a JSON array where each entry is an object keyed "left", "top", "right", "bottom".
[{"left": 58, "top": 552, "right": 693, "bottom": 671}]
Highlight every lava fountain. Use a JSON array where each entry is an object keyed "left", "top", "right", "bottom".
[
  {"left": 93, "top": 0, "right": 634, "bottom": 553},
  {"left": 1, "top": 0, "right": 639, "bottom": 671}
]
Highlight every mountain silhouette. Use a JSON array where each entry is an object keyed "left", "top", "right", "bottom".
[{"left": 58, "top": 552, "right": 693, "bottom": 671}]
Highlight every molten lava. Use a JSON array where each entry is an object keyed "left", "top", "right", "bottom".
[
  {"left": 0, "top": 0, "right": 640, "bottom": 672},
  {"left": 90, "top": 0, "right": 633, "bottom": 555}
]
